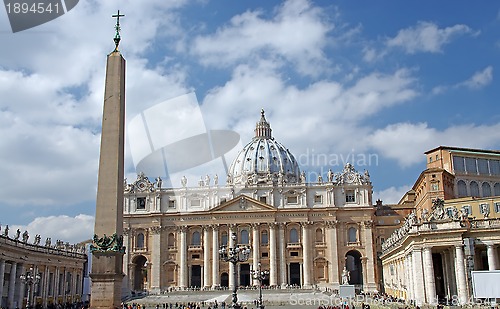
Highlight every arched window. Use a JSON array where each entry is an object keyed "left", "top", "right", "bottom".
[
  {"left": 221, "top": 232, "right": 228, "bottom": 246},
  {"left": 191, "top": 231, "right": 201, "bottom": 246},
  {"left": 315, "top": 228, "right": 324, "bottom": 243},
  {"left": 495, "top": 183, "right": 500, "bottom": 196},
  {"left": 240, "top": 229, "right": 249, "bottom": 244},
  {"left": 470, "top": 181, "right": 480, "bottom": 197},
  {"left": 261, "top": 230, "right": 268, "bottom": 245},
  {"left": 289, "top": 228, "right": 299, "bottom": 243},
  {"left": 348, "top": 227, "right": 357, "bottom": 243},
  {"left": 457, "top": 180, "right": 467, "bottom": 197},
  {"left": 168, "top": 233, "right": 175, "bottom": 247},
  {"left": 482, "top": 182, "right": 492, "bottom": 197},
  {"left": 136, "top": 233, "right": 145, "bottom": 249}
]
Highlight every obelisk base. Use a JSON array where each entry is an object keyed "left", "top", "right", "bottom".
[{"left": 90, "top": 251, "right": 125, "bottom": 309}]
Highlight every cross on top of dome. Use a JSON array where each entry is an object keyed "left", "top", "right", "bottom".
[{"left": 255, "top": 109, "right": 272, "bottom": 139}]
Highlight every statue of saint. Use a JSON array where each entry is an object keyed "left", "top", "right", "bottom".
[
  {"left": 327, "top": 169, "right": 334, "bottom": 182},
  {"left": 181, "top": 175, "right": 187, "bottom": 187},
  {"left": 341, "top": 267, "right": 350, "bottom": 285}
]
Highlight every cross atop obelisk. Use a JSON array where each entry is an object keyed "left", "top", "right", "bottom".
[
  {"left": 90, "top": 11, "right": 126, "bottom": 309},
  {"left": 112, "top": 10, "right": 124, "bottom": 51}
]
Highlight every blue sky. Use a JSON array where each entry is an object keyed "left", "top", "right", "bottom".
[{"left": 0, "top": 0, "right": 499, "bottom": 243}]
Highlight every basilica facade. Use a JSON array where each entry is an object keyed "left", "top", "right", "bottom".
[{"left": 122, "top": 111, "right": 379, "bottom": 294}]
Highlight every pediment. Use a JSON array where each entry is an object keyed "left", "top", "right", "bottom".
[{"left": 210, "top": 195, "right": 275, "bottom": 213}]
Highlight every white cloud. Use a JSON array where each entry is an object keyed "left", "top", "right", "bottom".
[
  {"left": 386, "top": 21, "right": 476, "bottom": 54},
  {"left": 10, "top": 214, "right": 94, "bottom": 244},
  {"left": 192, "top": 0, "right": 333, "bottom": 76},
  {"left": 458, "top": 66, "right": 493, "bottom": 89},
  {"left": 431, "top": 66, "right": 493, "bottom": 95},
  {"left": 367, "top": 122, "right": 500, "bottom": 167},
  {"left": 373, "top": 185, "right": 412, "bottom": 204}
]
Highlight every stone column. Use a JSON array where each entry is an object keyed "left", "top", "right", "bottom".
[
  {"left": 487, "top": 244, "right": 498, "bottom": 270},
  {"left": 326, "top": 221, "right": 339, "bottom": 289},
  {"left": 122, "top": 227, "right": 131, "bottom": 291},
  {"left": 423, "top": 247, "right": 437, "bottom": 304},
  {"left": 16, "top": 263, "right": 25, "bottom": 309},
  {"left": 302, "top": 222, "right": 312, "bottom": 287},
  {"left": 412, "top": 249, "right": 425, "bottom": 306},
  {"left": 179, "top": 226, "right": 188, "bottom": 288},
  {"left": 278, "top": 223, "right": 287, "bottom": 287},
  {"left": 407, "top": 254, "right": 414, "bottom": 301},
  {"left": 150, "top": 226, "right": 162, "bottom": 293},
  {"left": 7, "top": 262, "right": 17, "bottom": 309},
  {"left": 203, "top": 226, "right": 211, "bottom": 288},
  {"left": 229, "top": 224, "right": 236, "bottom": 289},
  {"left": 441, "top": 251, "right": 451, "bottom": 300},
  {"left": 0, "top": 259, "right": 5, "bottom": 303},
  {"left": 252, "top": 224, "right": 260, "bottom": 286},
  {"left": 212, "top": 225, "right": 220, "bottom": 288},
  {"left": 455, "top": 245, "right": 468, "bottom": 305},
  {"left": 269, "top": 223, "right": 278, "bottom": 286},
  {"left": 363, "top": 220, "right": 377, "bottom": 292},
  {"left": 41, "top": 266, "right": 49, "bottom": 309}
]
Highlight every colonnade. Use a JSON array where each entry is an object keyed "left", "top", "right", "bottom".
[
  {"left": 0, "top": 258, "right": 85, "bottom": 308},
  {"left": 384, "top": 242, "right": 499, "bottom": 305}
]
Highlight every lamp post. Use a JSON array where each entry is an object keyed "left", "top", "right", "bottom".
[
  {"left": 219, "top": 232, "right": 251, "bottom": 309},
  {"left": 20, "top": 267, "right": 41, "bottom": 309},
  {"left": 250, "top": 262, "right": 269, "bottom": 309}
]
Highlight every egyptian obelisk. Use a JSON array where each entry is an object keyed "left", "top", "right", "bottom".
[{"left": 90, "top": 11, "right": 126, "bottom": 309}]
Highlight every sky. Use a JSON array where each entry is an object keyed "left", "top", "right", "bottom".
[{"left": 0, "top": 0, "right": 499, "bottom": 244}]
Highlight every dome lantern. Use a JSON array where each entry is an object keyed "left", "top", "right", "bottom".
[{"left": 254, "top": 109, "right": 272, "bottom": 139}]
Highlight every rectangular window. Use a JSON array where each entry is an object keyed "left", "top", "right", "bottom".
[
  {"left": 261, "top": 252, "right": 269, "bottom": 258},
  {"left": 136, "top": 197, "right": 146, "bottom": 210},
  {"left": 494, "top": 202, "right": 500, "bottom": 213},
  {"left": 190, "top": 199, "right": 201, "bottom": 207},
  {"left": 314, "top": 194, "right": 323, "bottom": 203},
  {"left": 192, "top": 254, "right": 200, "bottom": 259},
  {"left": 462, "top": 205, "right": 472, "bottom": 215},
  {"left": 490, "top": 160, "right": 500, "bottom": 175},
  {"left": 480, "top": 203, "right": 490, "bottom": 214},
  {"left": 287, "top": 196, "right": 298, "bottom": 204},
  {"left": 446, "top": 207, "right": 454, "bottom": 217},
  {"left": 453, "top": 156, "right": 466, "bottom": 173},
  {"left": 345, "top": 190, "right": 355, "bottom": 203},
  {"left": 259, "top": 196, "right": 267, "bottom": 204},
  {"left": 290, "top": 251, "right": 299, "bottom": 257},
  {"left": 478, "top": 159, "right": 489, "bottom": 175},
  {"left": 465, "top": 157, "right": 477, "bottom": 174},
  {"left": 168, "top": 200, "right": 176, "bottom": 208},
  {"left": 431, "top": 183, "right": 439, "bottom": 191}
]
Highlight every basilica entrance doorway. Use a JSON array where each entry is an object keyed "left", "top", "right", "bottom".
[
  {"left": 240, "top": 264, "right": 251, "bottom": 286},
  {"left": 221, "top": 272, "right": 229, "bottom": 287},
  {"left": 132, "top": 255, "right": 147, "bottom": 291},
  {"left": 289, "top": 263, "right": 301, "bottom": 286},
  {"left": 191, "top": 265, "right": 201, "bottom": 287},
  {"left": 346, "top": 250, "right": 363, "bottom": 285}
]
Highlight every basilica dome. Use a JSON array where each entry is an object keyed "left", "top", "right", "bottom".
[{"left": 227, "top": 110, "right": 302, "bottom": 186}]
